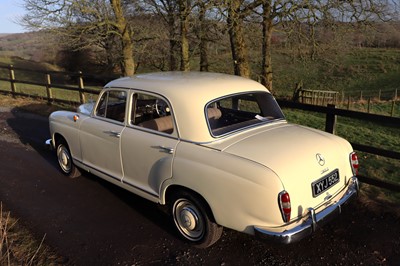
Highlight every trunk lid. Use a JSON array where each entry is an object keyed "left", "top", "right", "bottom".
[{"left": 215, "top": 123, "right": 353, "bottom": 219}]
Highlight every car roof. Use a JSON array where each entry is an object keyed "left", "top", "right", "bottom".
[
  {"left": 105, "top": 71, "right": 267, "bottom": 98},
  {"left": 105, "top": 72, "right": 270, "bottom": 142}
]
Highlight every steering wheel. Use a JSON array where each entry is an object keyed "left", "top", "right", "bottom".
[{"left": 155, "top": 99, "right": 170, "bottom": 116}]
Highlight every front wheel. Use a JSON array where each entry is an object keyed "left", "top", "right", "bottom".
[
  {"left": 56, "top": 139, "right": 81, "bottom": 178},
  {"left": 171, "top": 191, "right": 223, "bottom": 248}
]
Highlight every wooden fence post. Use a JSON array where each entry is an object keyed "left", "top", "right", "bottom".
[
  {"left": 347, "top": 95, "right": 351, "bottom": 110},
  {"left": 78, "top": 71, "right": 86, "bottom": 104},
  {"left": 391, "top": 100, "right": 396, "bottom": 117},
  {"left": 325, "top": 104, "right": 337, "bottom": 134},
  {"left": 9, "top": 65, "right": 17, "bottom": 97},
  {"left": 45, "top": 73, "right": 53, "bottom": 104},
  {"left": 395, "top": 89, "right": 398, "bottom": 100},
  {"left": 367, "top": 97, "right": 371, "bottom": 113}
]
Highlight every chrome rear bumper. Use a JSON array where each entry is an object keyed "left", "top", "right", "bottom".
[{"left": 254, "top": 176, "right": 359, "bottom": 244}]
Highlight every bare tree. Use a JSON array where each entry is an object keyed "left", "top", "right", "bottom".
[
  {"left": 144, "top": 0, "right": 180, "bottom": 70},
  {"left": 191, "top": 0, "right": 223, "bottom": 71},
  {"left": 19, "top": 0, "right": 396, "bottom": 91},
  {"left": 111, "top": 0, "right": 136, "bottom": 75},
  {"left": 220, "top": 0, "right": 264, "bottom": 78},
  {"left": 197, "top": 0, "right": 211, "bottom": 71},
  {"left": 178, "top": 0, "right": 191, "bottom": 71},
  {"left": 20, "top": 0, "right": 136, "bottom": 76},
  {"left": 130, "top": 14, "right": 170, "bottom": 71},
  {"left": 255, "top": 0, "right": 394, "bottom": 92}
]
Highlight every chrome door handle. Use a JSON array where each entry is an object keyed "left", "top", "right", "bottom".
[
  {"left": 105, "top": 131, "right": 121, "bottom": 138},
  {"left": 158, "top": 146, "right": 174, "bottom": 154}
]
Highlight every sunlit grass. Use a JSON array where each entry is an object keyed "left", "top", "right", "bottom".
[
  {"left": 271, "top": 48, "right": 400, "bottom": 97},
  {"left": 0, "top": 203, "right": 62, "bottom": 265}
]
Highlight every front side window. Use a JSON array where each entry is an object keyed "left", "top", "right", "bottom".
[
  {"left": 96, "top": 90, "right": 127, "bottom": 122},
  {"left": 131, "top": 93, "right": 174, "bottom": 134},
  {"left": 206, "top": 92, "right": 285, "bottom": 137}
]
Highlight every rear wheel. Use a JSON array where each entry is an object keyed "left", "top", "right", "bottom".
[
  {"left": 170, "top": 191, "right": 223, "bottom": 248},
  {"left": 56, "top": 139, "right": 81, "bottom": 178}
]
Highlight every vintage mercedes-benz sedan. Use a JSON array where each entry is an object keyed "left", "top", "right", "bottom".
[{"left": 47, "top": 72, "right": 359, "bottom": 247}]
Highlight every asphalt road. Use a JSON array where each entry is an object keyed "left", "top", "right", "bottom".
[{"left": 0, "top": 107, "right": 399, "bottom": 265}]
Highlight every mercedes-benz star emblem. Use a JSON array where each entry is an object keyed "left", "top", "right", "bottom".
[{"left": 316, "top": 153, "right": 325, "bottom": 166}]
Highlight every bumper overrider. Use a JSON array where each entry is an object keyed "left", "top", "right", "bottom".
[{"left": 254, "top": 176, "right": 359, "bottom": 244}]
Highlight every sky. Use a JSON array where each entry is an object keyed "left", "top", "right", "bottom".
[{"left": 0, "top": 0, "right": 26, "bottom": 33}]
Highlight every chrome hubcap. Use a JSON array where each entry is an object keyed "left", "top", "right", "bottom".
[
  {"left": 57, "top": 145, "right": 71, "bottom": 173},
  {"left": 179, "top": 207, "right": 198, "bottom": 231},
  {"left": 173, "top": 199, "right": 204, "bottom": 241}
]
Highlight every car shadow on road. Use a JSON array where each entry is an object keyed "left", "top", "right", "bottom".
[
  {"left": 4, "top": 105, "right": 65, "bottom": 174},
  {"left": 4, "top": 104, "right": 180, "bottom": 239},
  {"left": 85, "top": 170, "right": 177, "bottom": 234}
]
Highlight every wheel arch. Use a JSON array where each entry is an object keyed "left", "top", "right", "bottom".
[
  {"left": 164, "top": 184, "right": 218, "bottom": 224},
  {"left": 53, "top": 132, "right": 66, "bottom": 146}
]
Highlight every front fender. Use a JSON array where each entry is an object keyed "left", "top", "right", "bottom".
[{"left": 49, "top": 111, "right": 88, "bottom": 162}]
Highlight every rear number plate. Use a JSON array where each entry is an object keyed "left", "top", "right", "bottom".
[{"left": 312, "top": 170, "right": 339, "bottom": 197}]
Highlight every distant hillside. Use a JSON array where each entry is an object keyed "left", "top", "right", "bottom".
[
  {"left": 0, "top": 31, "right": 59, "bottom": 63},
  {"left": 0, "top": 31, "right": 114, "bottom": 76},
  {"left": 0, "top": 32, "right": 66, "bottom": 84}
]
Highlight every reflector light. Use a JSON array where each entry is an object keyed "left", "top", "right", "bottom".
[
  {"left": 279, "top": 191, "right": 291, "bottom": 223},
  {"left": 350, "top": 152, "right": 359, "bottom": 175}
]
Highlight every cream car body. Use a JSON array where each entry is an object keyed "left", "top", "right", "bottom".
[{"left": 48, "top": 72, "right": 359, "bottom": 247}]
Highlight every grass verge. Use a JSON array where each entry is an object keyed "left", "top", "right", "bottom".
[
  {"left": 0, "top": 203, "right": 62, "bottom": 265},
  {"left": 0, "top": 93, "right": 75, "bottom": 116}
]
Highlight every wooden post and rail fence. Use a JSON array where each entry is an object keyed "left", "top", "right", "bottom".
[
  {"left": 0, "top": 64, "right": 399, "bottom": 192},
  {"left": 295, "top": 88, "right": 398, "bottom": 117},
  {"left": 0, "top": 64, "right": 112, "bottom": 104}
]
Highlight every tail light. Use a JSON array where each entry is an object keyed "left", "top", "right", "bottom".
[
  {"left": 279, "top": 191, "right": 291, "bottom": 223},
  {"left": 350, "top": 152, "right": 359, "bottom": 175}
]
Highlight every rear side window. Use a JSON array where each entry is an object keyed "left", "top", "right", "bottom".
[
  {"left": 131, "top": 93, "right": 174, "bottom": 134},
  {"left": 96, "top": 90, "right": 127, "bottom": 122},
  {"left": 206, "top": 92, "right": 285, "bottom": 136}
]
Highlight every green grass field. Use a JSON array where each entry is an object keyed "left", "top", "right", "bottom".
[{"left": 271, "top": 48, "right": 400, "bottom": 98}]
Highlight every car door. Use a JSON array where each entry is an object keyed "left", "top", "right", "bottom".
[
  {"left": 120, "top": 92, "right": 179, "bottom": 198},
  {"left": 79, "top": 89, "right": 127, "bottom": 181}
]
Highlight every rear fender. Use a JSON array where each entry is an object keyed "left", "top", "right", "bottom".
[{"left": 159, "top": 141, "right": 285, "bottom": 234}]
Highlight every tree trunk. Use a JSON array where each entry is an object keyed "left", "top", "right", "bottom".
[
  {"left": 227, "top": 0, "right": 250, "bottom": 78},
  {"left": 198, "top": 2, "right": 209, "bottom": 72},
  {"left": 168, "top": 14, "right": 178, "bottom": 71},
  {"left": 179, "top": 0, "right": 190, "bottom": 71},
  {"left": 110, "top": 0, "right": 135, "bottom": 76},
  {"left": 261, "top": 2, "right": 273, "bottom": 91}
]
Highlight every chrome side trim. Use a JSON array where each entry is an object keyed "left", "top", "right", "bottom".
[
  {"left": 73, "top": 159, "right": 159, "bottom": 199},
  {"left": 254, "top": 176, "right": 359, "bottom": 244}
]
